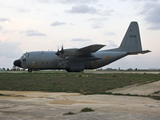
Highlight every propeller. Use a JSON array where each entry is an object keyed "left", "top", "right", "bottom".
[
  {"left": 55, "top": 45, "right": 65, "bottom": 58},
  {"left": 55, "top": 47, "right": 60, "bottom": 56},
  {"left": 60, "top": 45, "right": 64, "bottom": 54}
]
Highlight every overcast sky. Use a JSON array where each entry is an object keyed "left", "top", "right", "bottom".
[{"left": 0, "top": 0, "right": 160, "bottom": 69}]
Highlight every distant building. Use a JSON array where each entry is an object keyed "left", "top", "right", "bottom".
[
  {"left": 12, "top": 66, "right": 20, "bottom": 71},
  {"left": 106, "top": 68, "right": 117, "bottom": 71}
]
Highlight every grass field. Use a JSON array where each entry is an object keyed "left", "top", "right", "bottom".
[{"left": 0, "top": 72, "right": 160, "bottom": 94}]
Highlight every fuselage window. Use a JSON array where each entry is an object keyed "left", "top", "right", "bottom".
[
  {"left": 23, "top": 59, "right": 26, "bottom": 61},
  {"left": 22, "top": 53, "right": 29, "bottom": 58}
]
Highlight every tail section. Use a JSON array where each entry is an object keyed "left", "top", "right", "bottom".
[
  {"left": 119, "top": 22, "right": 142, "bottom": 52},
  {"left": 115, "top": 21, "right": 150, "bottom": 54}
]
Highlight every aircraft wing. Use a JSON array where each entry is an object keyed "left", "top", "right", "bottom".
[{"left": 78, "top": 44, "right": 105, "bottom": 55}]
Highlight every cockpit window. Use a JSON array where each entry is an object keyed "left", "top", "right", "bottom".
[{"left": 22, "top": 53, "right": 29, "bottom": 58}]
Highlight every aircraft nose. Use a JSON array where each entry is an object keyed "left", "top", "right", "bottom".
[{"left": 14, "top": 59, "right": 21, "bottom": 67}]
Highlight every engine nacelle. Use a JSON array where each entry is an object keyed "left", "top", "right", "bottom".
[{"left": 59, "top": 49, "right": 82, "bottom": 58}]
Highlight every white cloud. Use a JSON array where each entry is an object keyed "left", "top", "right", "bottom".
[
  {"left": 103, "top": 9, "right": 114, "bottom": 16},
  {"left": 107, "top": 40, "right": 118, "bottom": 48},
  {"left": 120, "top": 0, "right": 159, "bottom": 2},
  {"left": 0, "top": 26, "right": 2, "bottom": 30},
  {"left": 66, "top": 5, "right": 98, "bottom": 14},
  {"left": 51, "top": 21, "right": 67, "bottom": 26},
  {"left": 0, "top": 18, "right": 10, "bottom": 22},
  {"left": 91, "top": 24, "right": 103, "bottom": 29},
  {"left": 71, "top": 38, "right": 91, "bottom": 42},
  {"left": 2, "top": 30, "right": 18, "bottom": 34},
  {"left": 17, "top": 8, "right": 30, "bottom": 13},
  {"left": 140, "top": 3, "right": 160, "bottom": 30},
  {"left": 88, "top": 17, "right": 108, "bottom": 29},
  {"left": 0, "top": 40, "right": 22, "bottom": 58},
  {"left": 70, "top": 38, "right": 95, "bottom": 48},
  {"left": 69, "top": 23, "right": 75, "bottom": 25},
  {"left": 36, "top": 0, "right": 52, "bottom": 3},
  {"left": 56, "top": 0, "right": 98, "bottom": 4},
  {"left": 88, "top": 18, "right": 108, "bottom": 22},
  {"left": 121, "top": 0, "right": 160, "bottom": 30},
  {"left": 134, "top": 0, "right": 159, "bottom": 2},
  {"left": 104, "top": 31, "right": 116, "bottom": 36},
  {"left": 21, "top": 30, "right": 46, "bottom": 37}
]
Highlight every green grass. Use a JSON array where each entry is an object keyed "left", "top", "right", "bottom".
[{"left": 0, "top": 72, "right": 160, "bottom": 94}]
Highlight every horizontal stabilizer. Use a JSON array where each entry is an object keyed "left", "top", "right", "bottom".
[
  {"left": 127, "top": 50, "right": 151, "bottom": 55},
  {"left": 78, "top": 44, "right": 105, "bottom": 54}
]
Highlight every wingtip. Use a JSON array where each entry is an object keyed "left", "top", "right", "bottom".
[
  {"left": 91, "top": 44, "right": 106, "bottom": 47},
  {"left": 146, "top": 50, "right": 151, "bottom": 53},
  {"left": 141, "top": 50, "right": 151, "bottom": 54}
]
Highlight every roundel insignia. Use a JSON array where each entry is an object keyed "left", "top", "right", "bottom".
[{"left": 106, "top": 56, "right": 110, "bottom": 60}]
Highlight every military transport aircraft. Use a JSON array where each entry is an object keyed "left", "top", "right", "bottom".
[{"left": 14, "top": 21, "right": 150, "bottom": 72}]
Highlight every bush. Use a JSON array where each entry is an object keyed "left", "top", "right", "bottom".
[
  {"left": 63, "top": 111, "right": 75, "bottom": 115},
  {"left": 81, "top": 107, "right": 94, "bottom": 112},
  {"left": 150, "top": 96, "right": 160, "bottom": 100}
]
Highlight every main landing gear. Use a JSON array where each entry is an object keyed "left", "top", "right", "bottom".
[{"left": 28, "top": 69, "right": 32, "bottom": 72}]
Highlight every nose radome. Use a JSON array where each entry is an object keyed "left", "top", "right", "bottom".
[{"left": 14, "top": 59, "right": 21, "bottom": 67}]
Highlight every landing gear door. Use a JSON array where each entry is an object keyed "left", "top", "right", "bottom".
[{"left": 69, "top": 62, "right": 84, "bottom": 72}]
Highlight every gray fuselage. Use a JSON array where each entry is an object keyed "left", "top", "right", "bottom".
[{"left": 19, "top": 50, "right": 127, "bottom": 71}]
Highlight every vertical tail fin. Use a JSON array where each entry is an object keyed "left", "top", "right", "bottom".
[
  {"left": 119, "top": 21, "right": 142, "bottom": 52},
  {"left": 106, "top": 21, "right": 150, "bottom": 54}
]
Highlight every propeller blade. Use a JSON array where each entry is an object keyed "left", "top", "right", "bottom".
[
  {"left": 55, "top": 47, "right": 60, "bottom": 56},
  {"left": 60, "top": 45, "right": 64, "bottom": 54},
  {"left": 55, "top": 45, "right": 65, "bottom": 58}
]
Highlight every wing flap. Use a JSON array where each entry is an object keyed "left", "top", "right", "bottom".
[{"left": 78, "top": 44, "right": 105, "bottom": 55}]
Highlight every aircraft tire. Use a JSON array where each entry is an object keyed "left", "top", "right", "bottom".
[
  {"left": 66, "top": 69, "right": 83, "bottom": 72},
  {"left": 28, "top": 69, "right": 32, "bottom": 72},
  {"left": 66, "top": 69, "right": 70, "bottom": 72}
]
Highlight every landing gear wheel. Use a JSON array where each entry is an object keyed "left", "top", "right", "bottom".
[
  {"left": 66, "top": 69, "right": 70, "bottom": 72},
  {"left": 28, "top": 69, "right": 32, "bottom": 72}
]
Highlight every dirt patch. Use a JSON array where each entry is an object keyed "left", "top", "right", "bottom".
[
  {"left": 50, "top": 100, "right": 98, "bottom": 105},
  {"left": 1, "top": 80, "right": 160, "bottom": 120},
  {"left": 106, "top": 80, "right": 160, "bottom": 96},
  {"left": 0, "top": 91, "right": 81, "bottom": 100},
  {"left": 0, "top": 91, "right": 160, "bottom": 120}
]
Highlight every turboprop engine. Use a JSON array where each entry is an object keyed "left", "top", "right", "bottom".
[{"left": 55, "top": 46, "right": 82, "bottom": 58}]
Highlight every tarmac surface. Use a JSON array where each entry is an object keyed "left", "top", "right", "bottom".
[
  {"left": 1, "top": 70, "right": 160, "bottom": 74},
  {"left": 85, "top": 70, "right": 160, "bottom": 74},
  {"left": 0, "top": 80, "right": 160, "bottom": 120}
]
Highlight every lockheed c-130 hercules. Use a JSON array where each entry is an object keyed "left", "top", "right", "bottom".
[{"left": 14, "top": 21, "right": 150, "bottom": 72}]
